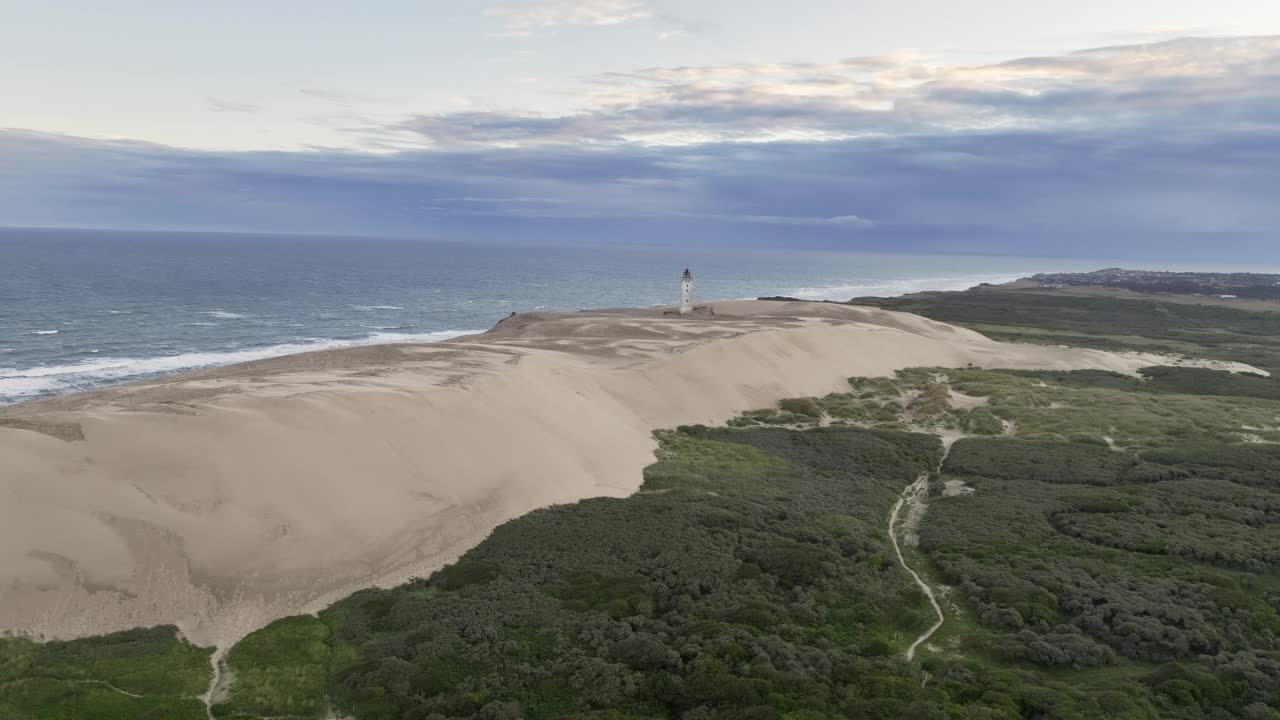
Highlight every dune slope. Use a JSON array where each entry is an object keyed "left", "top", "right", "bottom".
[{"left": 0, "top": 300, "right": 1159, "bottom": 648}]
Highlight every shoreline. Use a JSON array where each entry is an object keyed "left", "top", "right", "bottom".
[{"left": 1, "top": 270, "right": 1040, "bottom": 407}]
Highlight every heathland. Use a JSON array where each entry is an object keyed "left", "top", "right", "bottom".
[{"left": 3, "top": 288, "right": 1280, "bottom": 719}]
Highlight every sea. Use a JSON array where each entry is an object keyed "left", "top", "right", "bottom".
[{"left": 0, "top": 228, "right": 1249, "bottom": 405}]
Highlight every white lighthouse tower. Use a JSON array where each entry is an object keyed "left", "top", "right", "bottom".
[{"left": 679, "top": 269, "right": 694, "bottom": 314}]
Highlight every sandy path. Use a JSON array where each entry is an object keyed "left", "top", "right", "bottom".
[
  {"left": 201, "top": 646, "right": 226, "bottom": 719},
  {"left": 890, "top": 435, "right": 959, "bottom": 662},
  {"left": 67, "top": 679, "right": 146, "bottom": 699},
  {"left": 889, "top": 473, "right": 944, "bottom": 661}
]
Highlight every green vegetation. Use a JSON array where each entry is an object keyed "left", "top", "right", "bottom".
[
  {"left": 922, "top": 434, "right": 1280, "bottom": 716},
  {"left": 854, "top": 286, "right": 1280, "bottom": 374},
  {"left": 734, "top": 365, "right": 1280, "bottom": 448},
  {"left": 0, "top": 626, "right": 211, "bottom": 720},
  {"left": 711, "top": 350, "right": 1280, "bottom": 716},
  {"left": 296, "top": 427, "right": 947, "bottom": 719},
  {"left": 946, "top": 367, "right": 1280, "bottom": 447},
  {"left": 204, "top": 371, "right": 1280, "bottom": 718},
  {"left": 213, "top": 614, "right": 358, "bottom": 719}
]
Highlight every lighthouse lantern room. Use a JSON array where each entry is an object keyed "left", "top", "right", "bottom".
[{"left": 679, "top": 269, "right": 694, "bottom": 314}]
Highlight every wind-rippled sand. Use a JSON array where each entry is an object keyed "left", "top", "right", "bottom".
[{"left": 0, "top": 300, "right": 1160, "bottom": 649}]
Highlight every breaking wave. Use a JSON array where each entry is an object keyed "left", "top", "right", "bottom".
[{"left": 0, "top": 329, "right": 479, "bottom": 404}]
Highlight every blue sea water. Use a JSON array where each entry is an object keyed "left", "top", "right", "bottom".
[{"left": 0, "top": 228, "right": 1229, "bottom": 405}]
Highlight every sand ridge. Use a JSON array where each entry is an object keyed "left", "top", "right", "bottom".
[{"left": 0, "top": 300, "right": 1162, "bottom": 649}]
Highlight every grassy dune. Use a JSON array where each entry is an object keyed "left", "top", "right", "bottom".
[{"left": 854, "top": 286, "right": 1280, "bottom": 375}]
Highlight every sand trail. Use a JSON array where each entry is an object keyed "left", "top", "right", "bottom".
[
  {"left": 0, "top": 300, "right": 1161, "bottom": 649},
  {"left": 890, "top": 433, "right": 962, "bottom": 662},
  {"left": 890, "top": 472, "right": 944, "bottom": 662}
]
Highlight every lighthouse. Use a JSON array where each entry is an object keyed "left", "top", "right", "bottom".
[{"left": 679, "top": 269, "right": 694, "bottom": 314}]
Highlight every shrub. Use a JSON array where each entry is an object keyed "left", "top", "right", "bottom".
[
  {"left": 945, "top": 438, "right": 1137, "bottom": 485},
  {"left": 780, "top": 398, "right": 823, "bottom": 418}
]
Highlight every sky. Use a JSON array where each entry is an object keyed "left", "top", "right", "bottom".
[{"left": 3, "top": 1, "right": 1280, "bottom": 258}]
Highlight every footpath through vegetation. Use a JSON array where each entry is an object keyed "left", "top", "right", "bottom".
[{"left": 889, "top": 470, "right": 945, "bottom": 662}]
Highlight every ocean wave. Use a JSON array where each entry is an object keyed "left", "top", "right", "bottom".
[
  {"left": 29, "top": 330, "right": 59, "bottom": 335},
  {"left": 0, "top": 329, "right": 480, "bottom": 404},
  {"left": 786, "top": 273, "right": 1028, "bottom": 301},
  {"left": 367, "top": 330, "right": 473, "bottom": 343},
  {"left": 352, "top": 305, "right": 405, "bottom": 311},
  {"left": 199, "top": 310, "right": 245, "bottom": 319},
  {"left": 106, "top": 310, "right": 133, "bottom": 314}
]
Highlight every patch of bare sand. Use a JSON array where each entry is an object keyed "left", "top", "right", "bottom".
[
  {"left": 948, "top": 390, "right": 989, "bottom": 410},
  {"left": 1112, "top": 352, "right": 1267, "bottom": 377},
  {"left": 0, "top": 300, "right": 1163, "bottom": 650}
]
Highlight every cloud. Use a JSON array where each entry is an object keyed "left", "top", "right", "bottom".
[
  {"left": 438, "top": 196, "right": 571, "bottom": 204},
  {"left": 486, "top": 0, "right": 653, "bottom": 33},
  {"left": 299, "top": 88, "right": 357, "bottom": 102},
  {"left": 3, "top": 38, "right": 1279, "bottom": 261},
  {"left": 6, "top": 118, "right": 1279, "bottom": 250},
  {"left": 685, "top": 213, "right": 875, "bottom": 229},
  {"left": 376, "top": 36, "right": 1280, "bottom": 149},
  {"left": 207, "top": 98, "right": 259, "bottom": 113}
]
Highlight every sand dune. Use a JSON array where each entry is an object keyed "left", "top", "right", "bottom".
[{"left": 0, "top": 300, "right": 1162, "bottom": 649}]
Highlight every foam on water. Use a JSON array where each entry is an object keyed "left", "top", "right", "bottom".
[
  {"left": 199, "top": 310, "right": 245, "bottom": 319},
  {"left": 29, "top": 330, "right": 59, "bottom": 336},
  {"left": 0, "top": 329, "right": 478, "bottom": 404}
]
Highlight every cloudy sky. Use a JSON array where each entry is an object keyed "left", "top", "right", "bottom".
[{"left": 3, "top": 1, "right": 1279, "bottom": 258}]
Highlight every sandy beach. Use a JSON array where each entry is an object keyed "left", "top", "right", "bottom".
[{"left": 0, "top": 300, "right": 1166, "bottom": 650}]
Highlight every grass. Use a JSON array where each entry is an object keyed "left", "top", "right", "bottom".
[
  {"left": 644, "top": 427, "right": 789, "bottom": 494},
  {"left": 1013, "top": 285, "right": 1280, "bottom": 314},
  {"left": 856, "top": 286, "right": 1280, "bottom": 374},
  {"left": 753, "top": 366, "right": 1280, "bottom": 448},
  {"left": 0, "top": 677, "right": 208, "bottom": 720},
  {"left": 0, "top": 627, "right": 212, "bottom": 720},
  {"left": 897, "top": 544, "right": 986, "bottom": 658},
  {"left": 213, "top": 613, "right": 357, "bottom": 719}
]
